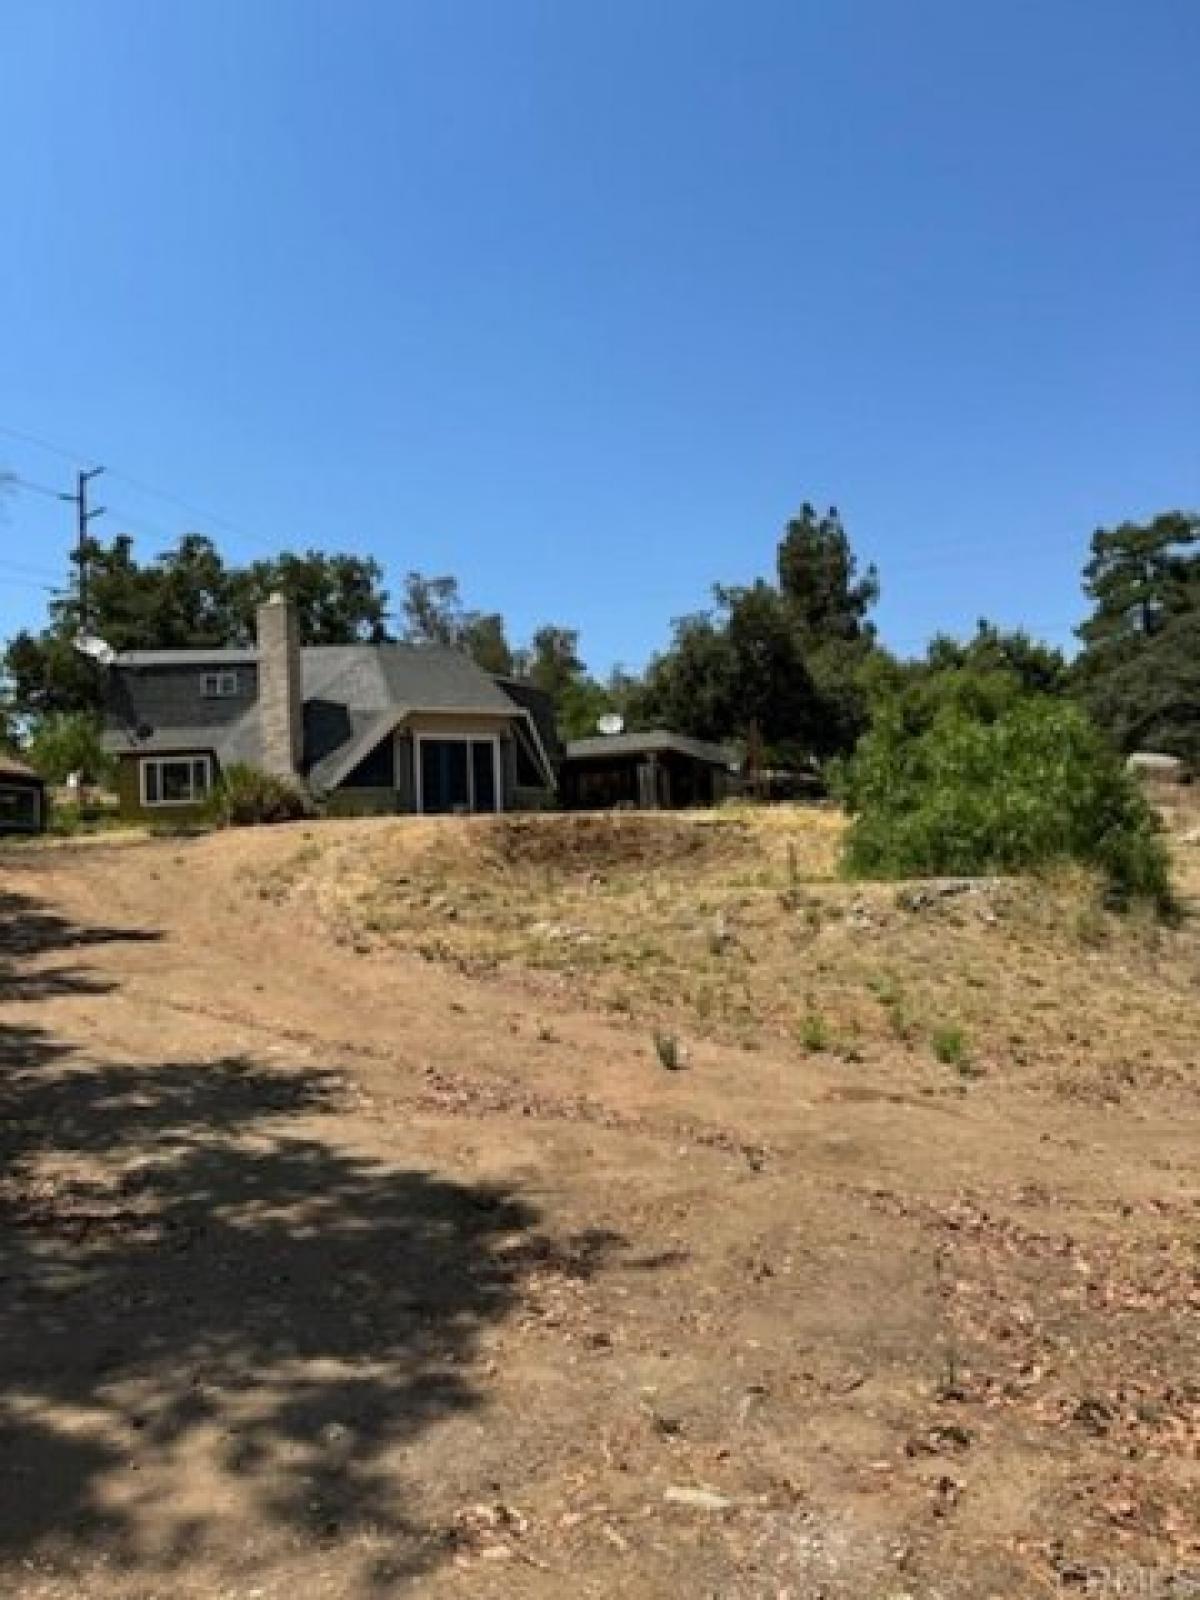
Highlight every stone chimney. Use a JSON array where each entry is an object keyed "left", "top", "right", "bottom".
[{"left": 257, "top": 593, "right": 303, "bottom": 777}]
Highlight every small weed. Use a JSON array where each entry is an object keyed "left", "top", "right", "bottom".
[
  {"left": 867, "top": 972, "right": 899, "bottom": 1004},
  {"left": 798, "top": 1011, "right": 830, "bottom": 1053},
  {"left": 653, "top": 1030, "right": 684, "bottom": 1071},
  {"left": 935, "top": 1342, "right": 967, "bottom": 1402},
  {"left": 888, "top": 1002, "right": 916, "bottom": 1042},
  {"left": 1073, "top": 899, "right": 1108, "bottom": 946},
  {"left": 931, "top": 1025, "right": 969, "bottom": 1068},
  {"left": 870, "top": 974, "right": 916, "bottom": 1041}
]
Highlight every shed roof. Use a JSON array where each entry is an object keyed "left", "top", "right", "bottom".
[
  {"left": 564, "top": 730, "right": 736, "bottom": 768},
  {"left": 0, "top": 754, "right": 44, "bottom": 784},
  {"left": 115, "top": 648, "right": 260, "bottom": 666}
]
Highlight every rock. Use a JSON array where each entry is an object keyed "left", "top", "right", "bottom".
[{"left": 663, "top": 1485, "right": 733, "bottom": 1510}]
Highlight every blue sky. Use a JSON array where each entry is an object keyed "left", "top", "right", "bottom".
[{"left": 1, "top": 0, "right": 1197, "bottom": 672}]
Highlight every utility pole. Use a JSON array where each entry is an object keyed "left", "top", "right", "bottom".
[{"left": 60, "top": 467, "right": 105, "bottom": 631}]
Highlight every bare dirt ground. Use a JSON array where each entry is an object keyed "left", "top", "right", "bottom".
[{"left": 1, "top": 806, "right": 1198, "bottom": 1599}]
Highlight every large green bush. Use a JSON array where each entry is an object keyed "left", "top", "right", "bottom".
[
  {"left": 206, "top": 763, "right": 310, "bottom": 827},
  {"left": 840, "top": 695, "right": 1171, "bottom": 908},
  {"left": 25, "top": 712, "right": 115, "bottom": 786}
]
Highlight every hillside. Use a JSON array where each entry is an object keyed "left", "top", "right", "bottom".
[{"left": 1, "top": 805, "right": 1198, "bottom": 1597}]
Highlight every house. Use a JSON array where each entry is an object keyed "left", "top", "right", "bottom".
[
  {"left": 560, "top": 730, "right": 735, "bottom": 810},
  {"left": 0, "top": 756, "right": 48, "bottom": 835},
  {"left": 102, "top": 594, "right": 559, "bottom": 820}
]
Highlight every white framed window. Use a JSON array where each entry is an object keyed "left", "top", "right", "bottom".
[
  {"left": 140, "top": 755, "right": 213, "bottom": 808},
  {"left": 201, "top": 670, "right": 240, "bottom": 699}
]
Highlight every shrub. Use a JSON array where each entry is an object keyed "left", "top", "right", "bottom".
[
  {"left": 930, "top": 1025, "right": 969, "bottom": 1068},
  {"left": 206, "top": 763, "right": 310, "bottom": 827},
  {"left": 798, "top": 1011, "right": 830, "bottom": 1053},
  {"left": 840, "top": 696, "right": 1172, "bottom": 910},
  {"left": 25, "top": 712, "right": 115, "bottom": 786}
]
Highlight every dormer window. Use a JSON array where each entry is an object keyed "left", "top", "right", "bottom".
[{"left": 202, "top": 670, "right": 240, "bottom": 699}]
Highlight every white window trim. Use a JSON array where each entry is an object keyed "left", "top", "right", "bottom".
[
  {"left": 139, "top": 754, "right": 213, "bottom": 808},
  {"left": 412, "top": 732, "right": 502, "bottom": 816},
  {"left": 201, "top": 670, "right": 240, "bottom": 699}
]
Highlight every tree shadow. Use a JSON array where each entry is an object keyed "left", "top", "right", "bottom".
[
  {"left": 0, "top": 884, "right": 610, "bottom": 1591},
  {"left": 0, "top": 883, "right": 161, "bottom": 1005}
]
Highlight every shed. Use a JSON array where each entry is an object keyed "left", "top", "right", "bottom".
[
  {"left": 561, "top": 730, "right": 735, "bottom": 810},
  {"left": 0, "top": 756, "right": 47, "bottom": 834}
]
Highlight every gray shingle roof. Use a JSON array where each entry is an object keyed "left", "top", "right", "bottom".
[
  {"left": 115, "top": 648, "right": 259, "bottom": 666},
  {"left": 564, "top": 730, "right": 736, "bottom": 767},
  {"left": 103, "top": 712, "right": 264, "bottom": 768},
  {"left": 103, "top": 643, "right": 552, "bottom": 789}
]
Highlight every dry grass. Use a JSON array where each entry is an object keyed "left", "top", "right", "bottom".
[
  {"left": 8, "top": 808, "right": 1200, "bottom": 1596},
  {"left": 267, "top": 803, "right": 1200, "bottom": 1105}
]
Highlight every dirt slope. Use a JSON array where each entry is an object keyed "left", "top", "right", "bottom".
[{"left": 1, "top": 813, "right": 1198, "bottom": 1598}]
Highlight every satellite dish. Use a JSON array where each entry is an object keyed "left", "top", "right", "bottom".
[
  {"left": 596, "top": 712, "right": 625, "bottom": 736},
  {"left": 73, "top": 634, "right": 116, "bottom": 668}
]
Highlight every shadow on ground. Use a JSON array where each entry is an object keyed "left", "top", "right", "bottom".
[
  {"left": 0, "top": 882, "right": 161, "bottom": 1002},
  {"left": 0, "top": 875, "right": 589, "bottom": 1590}
]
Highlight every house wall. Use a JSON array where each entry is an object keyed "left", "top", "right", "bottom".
[
  {"left": 561, "top": 751, "right": 726, "bottom": 810},
  {"left": 323, "top": 787, "right": 399, "bottom": 818},
  {"left": 403, "top": 713, "right": 523, "bottom": 812}
]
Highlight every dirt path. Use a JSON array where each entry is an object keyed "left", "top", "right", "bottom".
[{"left": 2, "top": 826, "right": 1198, "bottom": 1598}]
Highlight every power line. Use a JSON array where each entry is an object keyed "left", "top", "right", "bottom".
[
  {"left": 0, "top": 555, "right": 65, "bottom": 581},
  {"left": 6, "top": 473, "right": 64, "bottom": 501},
  {"left": 0, "top": 416, "right": 286, "bottom": 560},
  {"left": 104, "top": 501, "right": 189, "bottom": 544},
  {"left": 103, "top": 465, "right": 276, "bottom": 551},
  {"left": 0, "top": 417, "right": 287, "bottom": 559},
  {"left": 0, "top": 570, "right": 62, "bottom": 594},
  {"left": 0, "top": 420, "right": 89, "bottom": 465}
]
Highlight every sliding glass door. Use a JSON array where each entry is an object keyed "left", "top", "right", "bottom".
[{"left": 418, "top": 737, "right": 500, "bottom": 814}]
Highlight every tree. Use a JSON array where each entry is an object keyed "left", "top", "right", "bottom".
[
  {"left": 1078, "top": 512, "right": 1199, "bottom": 656},
  {"left": 776, "top": 503, "right": 878, "bottom": 642},
  {"left": 634, "top": 612, "right": 735, "bottom": 742},
  {"left": 2, "top": 533, "right": 392, "bottom": 720},
  {"left": 25, "top": 712, "right": 114, "bottom": 785},
  {"left": 235, "top": 551, "right": 389, "bottom": 644},
  {"left": 635, "top": 585, "right": 819, "bottom": 758},
  {"left": 1073, "top": 512, "right": 1200, "bottom": 763},
  {"left": 459, "top": 613, "right": 514, "bottom": 675},
  {"left": 924, "top": 621, "right": 1068, "bottom": 698},
  {"left": 399, "top": 572, "right": 516, "bottom": 673},
  {"left": 523, "top": 626, "right": 584, "bottom": 701},
  {"left": 400, "top": 572, "right": 467, "bottom": 647},
  {"left": 633, "top": 504, "right": 883, "bottom": 760}
]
